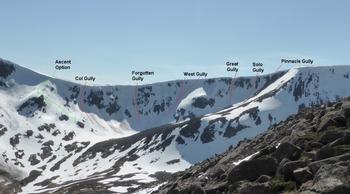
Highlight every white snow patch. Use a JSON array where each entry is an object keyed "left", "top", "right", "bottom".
[
  {"left": 233, "top": 151, "right": 260, "bottom": 166},
  {"left": 178, "top": 87, "right": 207, "bottom": 108},
  {"left": 134, "top": 182, "right": 167, "bottom": 194}
]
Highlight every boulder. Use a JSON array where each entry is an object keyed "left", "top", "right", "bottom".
[
  {"left": 332, "top": 114, "right": 347, "bottom": 127},
  {"left": 207, "top": 167, "right": 225, "bottom": 179},
  {"left": 299, "top": 191, "right": 318, "bottom": 194},
  {"left": 308, "top": 153, "right": 350, "bottom": 174},
  {"left": 306, "top": 142, "right": 323, "bottom": 150},
  {"left": 303, "top": 151, "right": 317, "bottom": 160},
  {"left": 319, "top": 130, "right": 346, "bottom": 145},
  {"left": 305, "top": 113, "right": 315, "bottom": 121},
  {"left": 315, "top": 145, "right": 348, "bottom": 161},
  {"left": 281, "top": 160, "right": 308, "bottom": 180},
  {"left": 165, "top": 188, "right": 180, "bottom": 194},
  {"left": 0, "top": 173, "right": 22, "bottom": 194},
  {"left": 329, "top": 138, "right": 345, "bottom": 147},
  {"left": 318, "top": 117, "right": 337, "bottom": 132},
  {"left": 341, "top": 102, "right": 350, "bottom": 118},
  {"left": 310, "top": 163, "right": 350, "bottom": 194},
  {"left": 228, "top": 157, "right": 277, "bottom": 183},
  {"left": 335, "top": 102, "right": 343, "bottom": 109},
  {"left": 204, "top": 182, "right": 228, "bottom": 194},
  {"left": 236, "top": 182, "right": 272, "bottom": 194},
  {"left": 314, "top": 163, "right": 348, "bottom": 181},
  {"left": 273, "top": 142, "right": 302, "bottom": 162},
  {"left": 220, "top": 173, "right": 227, "bottom": 180},
  {"left": 293, "top": 167, "right": 313, "bottom": 184},
  {"left": 347, "top": 118, "right": 350, "bottom": 127},
  {"left": 251, "top": 146, "right": 276, "bottom": 160},
  {"left": 343, "top": 132, "right": 350, "bottom": 144},
  {"left": 160, "top": 182, "right": 178, "bottom": 194},
  {"left": 299, "top": 180, "right": 314, "bottom": 193},
  {"left": 315, "top": 145, "right": 336, "bottom": 160},
  {"left": 256, "top": 175, "right": 271, "bottom": 183},
  {"left": 180, "top": 184, "right": 206, "bottom": 194},
  {"left": 318, "top": 113, "right": 347, "bottom": 132},
  {"left": 276, "top": 158, "right": 290, "bottom": 176}
]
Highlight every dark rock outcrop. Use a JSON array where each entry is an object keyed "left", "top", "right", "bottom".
[
  {"left": 17, "top": 95, "right": 46, "bottom": 117},
  {"left": 0, "top": 60, "right": 15, "bottom": 78},
  {"left": 228, "top": 157, "right": 278, "bottom": 183},
  {"left": 273, "top": 142, "right": 302, "bottom": 162}
]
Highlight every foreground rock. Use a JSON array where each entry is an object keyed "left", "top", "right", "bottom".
[
  {"left": 0, "top": 170, "right": 22, "bottom": 194},
  {"left": 228, "top": 157, "right": 278, "bottom": 183}
]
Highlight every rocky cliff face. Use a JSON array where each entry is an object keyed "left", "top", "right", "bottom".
[
  {"left": 0, "top": 58, "right": 286, "bottom": 131},
  {"left": 153, "top": 98, "right": 350, "bottom": 194}
]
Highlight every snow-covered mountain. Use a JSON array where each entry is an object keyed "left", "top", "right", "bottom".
[{"left": 1, "top": 58, "right": 350, "bottom": 193}]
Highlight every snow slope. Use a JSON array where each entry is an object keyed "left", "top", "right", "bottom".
[{"left": 1, "top": 58, "right": 350, "bottom": 193}]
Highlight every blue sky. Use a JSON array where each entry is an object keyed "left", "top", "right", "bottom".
[{"left": 1, "top": 0, "right": 349, "bottom": 85}]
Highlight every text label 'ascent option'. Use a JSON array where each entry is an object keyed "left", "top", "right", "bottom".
[{"left": 55, "top": 59, "right": 71, "bottom": 70}]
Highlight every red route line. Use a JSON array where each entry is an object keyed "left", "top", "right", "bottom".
[
  {"left": 175, "top": 80, "right": 185, "bottom": 104},
  {"left": 77, "top": 81, "right": 96, "bottom": 125},
  {"left": 174, "top": 78, "right": 204, "bottom": 107},
  {"left": 132, "top": 65, "right": 285, "bottom": 125},
  {"left": 132, "top": 81, "right": 185, "bottom": 125},
  {"left": 168, "top": 79, "right": 199, "bottom": 111},
  {"left": 75, "top": 64, "right": 285, "bottom": 126},
  {"left": 161, "top": 80, "right": 185, "bottom": 116},
  {"left": 275, "top": 63, "right": 283, "bottom": 72},
  {"left": 78, "top": 82, "right": 88, "bottom": 112},
  {"left": 133, "top": 83, "right": 141, "bottom": 121},
  {"left": 246, "top": 73, "right": 259, "bottom": 100},
  {"left": 147, "top": 78, "right": 203, "bottom": 127},
  {"left": 147, "top": 80, "right": 185, "bottom": 127},
  {"left": 247, "top": 73, "right": 260, "bottom": 99},
  {"left": 228, "top": 71, "right": 238, "bottom": 105},
  {"left": 151, "top": 79, "right": 202, "bottom": 126},
  {"left": 246, "top": 63, "right": 284, "bottom": 100}
]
